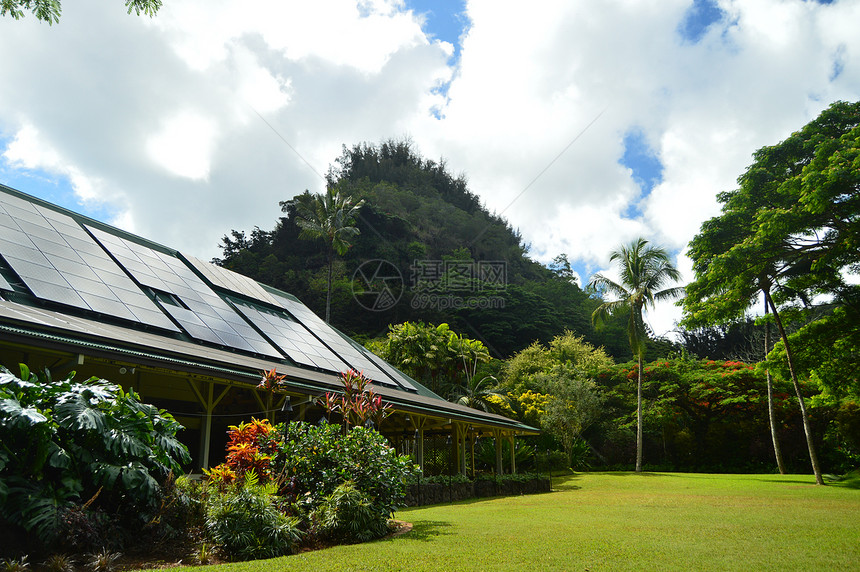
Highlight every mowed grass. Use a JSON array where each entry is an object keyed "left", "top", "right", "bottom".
[{"left": 148, "top": 472, "right": 860, "bottom": 572}]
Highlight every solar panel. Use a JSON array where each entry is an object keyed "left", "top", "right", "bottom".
[
  {"left": 183, "top": 254, "right": 286, "bottom": 308},
  {"left": 18, "top": 276, "right": 88, "bottom": 308},
  {"left": 231, "top": 299, "right": 350, "bottom": 372},
  {"left": 0, "top": 272, "right": 12, "bottom": 291},
  {"left": 0, "top": 194, "right": 179, "bottom": 331},
  {"left": 270, "top": 292, "right": 397, "bottom": 386},
  {"left": 335, "top": 331, "right": 418, "bottom": 392},
  {"left": 87, "top": 226, "right": 282, "bottom": 359}
]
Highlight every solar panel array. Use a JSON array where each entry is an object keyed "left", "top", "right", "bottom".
[
  {"left": 189, "top": 259, "right": 419, "bottom": 392},
  {"left": 343, "top": 334, "right": 418, "bottom": 391},
  {"left": 231, "top": 299, "right": 350, "bottom": 372},
  {"left": 86, "top": 226, "right": 282, "bottom": 359},
  {"left": 0, "top": 193, "right": 179, "bottom": 331},
  {"left": 0, "top": 188, "right": 419, "bottom": 392},
  {"left": 271, "top": 292, "right": 398, "bottom": 387},
  {"left": 184, "top": 254, "right": 285, "bottom": 308}
]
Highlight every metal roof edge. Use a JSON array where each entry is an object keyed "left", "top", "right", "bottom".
[{"left": 0, "top": 318, "right": 534, "bottom": 433}]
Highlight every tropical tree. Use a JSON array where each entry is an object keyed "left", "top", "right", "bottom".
[
  {"left": 538, "top": 371, "right": 604, "bottom": 466},
  {"left": 502, "top": 330, "right": 614, "bottom": 394},
  {"left": 588, "top": 238, "right": 683, "bottom": 472},
  {"left": 282, "top": 187, "right": 364, "bottom": 323},
  {"left": 450, "top": 373, "right": 506, "bottom": 413},
  {"left": 682, "top": 101, "right": 860, "bottom": 485},
  {"left": 1, "top": 0, "right": 161, "bottom": 24},
  {"left": 368, "top": 322, "right": 455, "bottom": 395}
]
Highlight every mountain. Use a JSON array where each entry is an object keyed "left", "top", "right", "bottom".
[{"left": 216, "top": 140, "right": 631, "bottom": 359}]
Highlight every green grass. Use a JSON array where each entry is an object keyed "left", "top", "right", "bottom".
[{"left": 147, "top": 472, "right": 860, "bottom": 571}]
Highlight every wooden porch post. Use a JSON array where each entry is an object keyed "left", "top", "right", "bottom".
[
  {"left": 411, "top": 415, "right": 427, "bottom": 473},
  {"left": 455, "top": 423, "right": 468, "bottom": 476},
  {"left": 187, "top": 380, "right": 230, "bottom": 470},
  {"left": 493, "top": 429, "right": 503, "bottom": 475}
]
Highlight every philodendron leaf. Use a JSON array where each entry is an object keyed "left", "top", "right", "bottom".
[
  {"left": 47, "top": 444, "right": 72, "bottom": 470},
  {"left": 0, "top": 398, "right": 48, "bottom": 428},
  {"left": 54, "top": 394, "right": 108, "bottom": 433}
]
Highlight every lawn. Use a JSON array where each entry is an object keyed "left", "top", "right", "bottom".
[{"left": 143, "top": 472, "right": 860, "bottom": 571}]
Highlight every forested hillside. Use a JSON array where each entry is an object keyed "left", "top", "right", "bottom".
[{"left": 215, "top": 140, "right": 644, "bottom": 359}]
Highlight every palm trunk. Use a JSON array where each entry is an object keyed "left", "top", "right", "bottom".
[
  {"left": 765, "top": 291, "right": 824, "bottom": 485},
  {"left": 636, "top": 352, "right": 643, "bottom": 473},
  {"left": 325, "top": 250, "right": 333, "bottom": 323},
  {"left": 763, "top": 295, "right": 786, "bottom": 474}
]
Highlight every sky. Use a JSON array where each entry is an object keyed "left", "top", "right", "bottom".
[{"left": 1, "top": 0, "right": 858, "bottom": 341}]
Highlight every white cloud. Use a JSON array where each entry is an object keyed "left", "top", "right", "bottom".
[
  {"left": 150, "top": 0, "right": 428, "bottom": 73},
  {"left": 147, "top": 112, "right": 219, "bottom": 180},
  {"left": 2, "top": 124, "right": 106, "bottom": 203},
  {"left": 0, "top": 0, "right": 858, "bottom": 342}
]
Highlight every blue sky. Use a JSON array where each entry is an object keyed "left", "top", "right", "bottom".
[
  {"left": 678, "top": 0, "right": 725, "bottom": 43},
  {"left": 405, "top": 0, "right": 468, "bottom": 55},
  {"left": 1, "top": 0, "right": 858, "bottom": 336}
]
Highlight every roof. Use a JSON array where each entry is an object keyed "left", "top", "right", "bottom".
[{"left": 0, "top": 183, "right": 537, "bottom": 435}]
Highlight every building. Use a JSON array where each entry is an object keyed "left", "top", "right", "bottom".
[{"left": 0, "top": 183, "right": 536, "bottom": 475}]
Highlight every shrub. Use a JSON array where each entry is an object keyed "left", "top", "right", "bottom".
[
  {"left": 271, "top": 421, "right": 416, "bottom": 520},
  {"left": 407, "top": 473, "right": 470, "bottom": 485},
  {"left": 475, "top": 471, "right": 545, "bottom": 485},
  {"left": 84, "top": 549, "right": 121, "bottom": 572},
  {"left": 201, "top": 406, "right": 415, "bottom": 555},
  {"left": 54, "top": 504, "right": 115, "bottom": 553},
  {"left": 0, "top": 557, "right": 30, "bottom": 572},
  {"left": 40, "top": 554, "right": 75, "bottom": 572},
  {"left": 203, "top": 472, "right": 301, "bottom": 561},
  {"left": 316, "top": 370, "right": 392, "bottom": 430},
  {"left": 312, "top": 481, "right": 389, "bottom": 543},
  {"left": 0, "top": 365, "right": 190, "bottom": 550}
]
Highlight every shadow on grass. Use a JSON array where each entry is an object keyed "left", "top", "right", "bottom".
[
  {"left": 589, "top": 471, "right": 664, "bottom": 477},
  {"left": 832, "top": 480, "right": 860, "bottom": 490},
  {"left": 408, "top": 489, "right": 573, "bottom": 509},
  {"left": 399, "top": 520, "right": 454, "bottom": 542},
  {"left": 548, "top": 472, "right": 583, "bottom": 491},
  {"left": 826, "top": 470, "right": 860, "bottom": 489},
  {"left": 758, "top": 478, "right": 820, "bottom": 485}
]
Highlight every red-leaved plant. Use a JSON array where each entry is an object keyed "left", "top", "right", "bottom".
[{"left": 318, "top": 370, "right": 392, "bottom": 431}]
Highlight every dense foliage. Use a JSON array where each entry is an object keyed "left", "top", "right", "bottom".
[
  {"left": 203, "top": 471, "right": 301, "bottom": 561},
  {"left": 0, "top": 365, "right": 190, "bottom": 555},
  {"left": 683, "top": 100, "right": 860, "bottom": 483},
  {"left": 585, "top": 358, "right": 859, "bottom": 473},
  {"left": 200, "top": 411, "right": 416, "bottom": 557},
  {"left": 367, "top": 321, "right": 493, "bottom": 397}
]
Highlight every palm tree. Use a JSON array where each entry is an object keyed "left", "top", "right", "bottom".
[
  {"left": 450, "top": 374, "right": 506, "bottom": 413},
  {"left": 282, "top": 187, "right": 364, "bottom": 323},
  {"left": 588, "top": 238, "right": 683, "bottom": 472}
]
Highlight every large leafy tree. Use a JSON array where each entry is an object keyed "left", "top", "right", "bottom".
[
  {"left": 539, "top": 372, "right": 604, "bottom": 466},
  {"left": 282, "top": 187, "right": 364, "bottom": 323},
  {"left": 1, "top": 0, "right": 161, "bottom": 24},
  {"left": 588, "top": 238, "right": 683, "bottom": 472},
  {"left": 682, "top": 100, "right": 860, "bottom": 485},
  {"left": 502, "top": 330, "right": 614, "bottom": 394}
]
